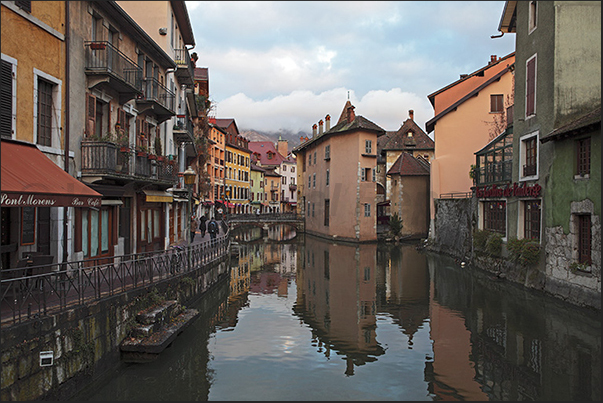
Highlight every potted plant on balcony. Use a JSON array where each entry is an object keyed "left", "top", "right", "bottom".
[
  {"left": 137, "top": 145, "right": 148, "bottom": 157},
  {"left": 90, "top": 42, "right": 106, "bottom": 50},
  {"left": 116, "top": 127, "right": 130, "bottom": 153}
]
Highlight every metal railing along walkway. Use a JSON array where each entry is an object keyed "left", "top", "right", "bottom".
[{"left": 0, "top": 234, "right": 229, "bottom": 327}]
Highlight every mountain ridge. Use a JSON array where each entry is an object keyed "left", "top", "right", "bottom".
[{"left": 239, "top": 128, "right": 309, "bottom": 150}]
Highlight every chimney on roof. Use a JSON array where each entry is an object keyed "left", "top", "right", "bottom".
[
  {"left": 409, "top": 110, "right": 414, "bottom": 121},
  {"left": 490, "top": 55, "right": 497, "bottom": 64},
  {"left": 346, "top": 105, "right": 355, "bottom": 123},
  {"left": 318, "top": 119, "right": 324, "bottom": 135},
  {"left": 460, "top": 74, "right": 468, "bottom": 79},
  {"left": 312, "top": 123, "right": 317, "bottom": 137},
  {"left": 277, "top": 137, "right": 288, "bottom": 157},
  {"left": 325, "top": 114, "right": 331, "bottom": 131}
]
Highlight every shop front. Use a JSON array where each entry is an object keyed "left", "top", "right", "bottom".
[{"left": 1, "top": 139, "right": 102, "bottom": 270}]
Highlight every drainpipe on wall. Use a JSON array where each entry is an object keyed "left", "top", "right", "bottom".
[{"left": 63, "top": 1, "right": 70, "bottom": 265}]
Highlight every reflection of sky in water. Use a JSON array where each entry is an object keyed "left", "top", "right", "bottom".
[{"left": 207, "top": 281, "right": 433, "bottom": 401}]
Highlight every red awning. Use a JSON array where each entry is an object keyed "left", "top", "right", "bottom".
[{"left": 1, "top": 139, "right": 102, "bottom": 208}]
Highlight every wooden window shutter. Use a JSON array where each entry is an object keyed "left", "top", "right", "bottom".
[
  {"left": 117, "top": 108, "right": 126, "bottom": 127},
  {"left": 1, "top": 60, "right": 13, "bottom": 138},
  {"left": 526, "top": 58, "right": 536, "bottom": 116},
  {"left": 86, "top": 93, "right": 96, "bottom": 137}
]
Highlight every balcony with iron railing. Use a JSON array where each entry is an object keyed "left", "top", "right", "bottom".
[
  {"left": 84, "top": 41, "right": 142, "bottom": 101},
  {"left": 81, "top": 141, "right": 177, "bottom": 185},
  {"left": 173, "top": 112, "right": 194, "bottom": 144},
  {"left": 173, "top": 48, "right": 195, "bottom": 85},
  {"left": 137, "top": 77, "right": 176, "bottom": 123}
]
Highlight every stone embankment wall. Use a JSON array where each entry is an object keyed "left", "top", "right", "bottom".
[
  {"left": 428, "top": 198, "right": 475, "bottom": 261},
  {"left": 427, "top": 198, "right": 600, "bottom": 311},
  {"left": 0, "top": 258, "right": 229, "bottom": 401}
]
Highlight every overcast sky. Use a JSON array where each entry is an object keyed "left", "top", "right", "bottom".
[{"left": 185, "top": 1, "right": 515, "bottom": 136}]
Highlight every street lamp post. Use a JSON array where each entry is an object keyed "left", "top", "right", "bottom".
[{"left": 181, "top": 166, "right": 196, "bottom": 243}]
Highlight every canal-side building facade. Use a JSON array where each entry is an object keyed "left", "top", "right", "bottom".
[
  {"left": 250, "top": 163, "right": 267, "bottom": 213},
  {"left": 1, "top": 1, "right": 105, "bottom": 271},
  {"left": 249, "top": 139, "right": 297, "bottom": 213},
  {"left": 115, "top": 0, "right": 199, "bottom": 250},
  {"left": 293, "top": 101, "right": 386, "bottom": 242},
  {"left": 386, "top": 152, "right": 431, "bottom": 239},
  {"left": 379, "top": 109, "right": 435, "bottom": 203},
  {"left": 425, "top": 52, "right": 515, "bottom": 238},
  {"left": 68, "top": 0, "right": 186, "bottom": 256},
  {"left": 495, "top": 0, "right": 601, "bottom": 305},
  {"left": 213, "top": 118, "right": 251, "bottom": 215}
]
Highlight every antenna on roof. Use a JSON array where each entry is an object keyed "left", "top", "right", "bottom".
[{"left": 347, "top": 91, "right": 350, "bottom": 100}]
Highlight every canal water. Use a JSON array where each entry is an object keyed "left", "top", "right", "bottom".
[{"left": 74, "top": 225, "right": 600, "bottom": 401}]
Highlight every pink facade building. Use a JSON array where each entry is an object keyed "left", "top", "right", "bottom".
[{"left": 293, "top": 101, "right": 385, "bottom": 242}]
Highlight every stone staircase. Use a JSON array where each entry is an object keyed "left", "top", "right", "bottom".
[{"left": 120, "top": 300, "right": 199, "bottom": 363}]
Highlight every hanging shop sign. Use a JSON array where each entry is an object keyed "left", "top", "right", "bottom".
[{"left": 475, "top": 182, "right": 542, "bottom": 199}]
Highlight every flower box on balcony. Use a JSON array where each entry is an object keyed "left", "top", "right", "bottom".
[
  {"left": 120, "top": 146, "right": 131, "bottom": 153},
  {"left": 137, "top": 151, "right": 147, "bottom": 157},
  {"left": 148, "top": 154, "right": 157, "bottom": 161},
  {"left": 90, "top": 42, "right": 106, "bottom": 50},
  {"left": 157, "top": 156, "right": 165, "bottom": 162}
]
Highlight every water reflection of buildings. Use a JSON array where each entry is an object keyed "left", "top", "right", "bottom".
[
  {"left": 294, "top": 236, "right": 385, "bottom": 376},
  {"left": 375, "top": 244, "right": 430, "bottom": 348},
  {"left": 428, "top": 254, "right": 601, "bottom": 401}
]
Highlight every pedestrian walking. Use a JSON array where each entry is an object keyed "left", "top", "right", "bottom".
[
  {"left": 190, "top": 215, "right": 198, "bottom": 243},
  {"left": 199, "top": 214, "right": 207, "bottom": 237},
  {"left": 207, "top": 218, "right": 218, "bottom": 241}
]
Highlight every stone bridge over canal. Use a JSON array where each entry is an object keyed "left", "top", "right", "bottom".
[{"left": 226, "top": 213, "right": 305, "bottom": 235}]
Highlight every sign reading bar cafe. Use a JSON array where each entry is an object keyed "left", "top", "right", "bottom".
[
  {"left": 475, "top": 182, "right": 542, "bottom": 199},
  {"left": 1, "top": 193, "right": 102, "bottom": 208}
]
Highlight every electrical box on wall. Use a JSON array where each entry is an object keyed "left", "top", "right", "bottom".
[
  {"left": 40, "top": 351, "right": 54, "bottom": 367},
  {"left": 159, "top": 27, "right": 167, "bottom": 35}
]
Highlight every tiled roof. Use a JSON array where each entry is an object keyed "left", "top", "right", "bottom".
[
  {"left": 426, "top": 52, "right": 515, "bottom": 105},
  {"left": 194, "top": 67, "right": 208, "bottom": 81},
  {"left": 248, "top": 141, "right": 286, "bottom": 167},
  {"left": 328, "top": 115, "right": 385, "bottom": 135},
  {"left": 425, "top": 65, "right": 513, "bottom": 133},
  {"left": 387, "top": 152, "right": 430, "bottom": 176},
  {"left": 294, "top": 101, "right": 385, "bottom": 153},
  {"left": 381, "top": 119, "right": 434, "bottom": 151},
  {"left": 541, "top": 106, "right": 601, "bottom": 143}
]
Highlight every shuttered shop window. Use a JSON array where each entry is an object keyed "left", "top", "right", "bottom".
[{"left": 1, "top": 60, "right": 13, "bottom": 138}]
